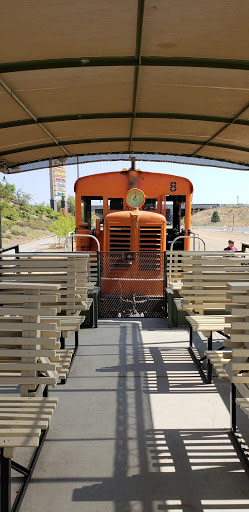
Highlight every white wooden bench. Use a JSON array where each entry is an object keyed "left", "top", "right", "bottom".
[
  {"left": 181, "top": 252, "right": 249, "bottom": 313},
  {"left": 165, "top": 251, "right": 189, "bottom": 326},
  {"left": 176, "top": 253, "right": 249, "bottom": 380},
  {"left": 0, "top": 253, "right": 94, "bottom": 379},
  {"left": 204, "top": 349, "right": 232, "bottom": 380},
  {"left": 186, "top": 314, "right": 231, "bottom": 383},
  {"left": 221, "top": 282, "right": 249, "bottom": 463},
  {"left": 0, "top": 282, "right": 62, "bottom": 392},
  {"left": 166, "top": 251, "right": 249, "bottom": 327},
  {"left": 0, "top": 282, "right": 60, "bottom": 512},
  {"left": 0, "top": 395, "right": 58, "bottom": 512}
]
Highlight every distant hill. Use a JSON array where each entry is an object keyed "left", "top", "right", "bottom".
[
  {"left": 191, "top": 205, "right": 249, "bottom": 227},
  {"left": 1, "top": 199, "right": 55, "bottom": 246},
  {"left": 0, "top": 181, "right": 75, "bottom": 247}
]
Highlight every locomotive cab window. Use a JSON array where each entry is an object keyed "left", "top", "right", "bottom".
[
  {"left": 81, "top": 196, "right": 103, "bottom": 229},
  {"left": 108, "top": 198, "right": 123, "bottom": 211},
  {"left": 166, "top": 195, "right": 186, "bottom": 250},
  {"left": 143, "top": 198, "right": 158, "bottom": 211},
  {"left": 166, "top": 200, "right": 174, "bottom": 228}
]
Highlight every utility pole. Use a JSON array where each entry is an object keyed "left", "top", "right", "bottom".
[
  {"left": 0, "top": 203, "right": 2, "bottom": 249},
  {"left": 49, "top": 159, "right": 57, "bottom": 212},
  {"left": 77, "top": 156, "right": 80, "bottom": 179}
]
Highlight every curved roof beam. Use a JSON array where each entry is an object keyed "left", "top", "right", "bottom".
[
  {"left": 2, "top": 112, "right": 249, "bottom": 131},
  {"left": 2, "top": 137, "right": 249, "bottom": 158},
  {"left": 3, "top": 56, "right": 249, "bottom": 73},
  {"left": 5, "top": 152, "right": 249, "bottom": 175}
]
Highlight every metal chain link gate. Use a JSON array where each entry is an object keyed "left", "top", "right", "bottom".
[{"left": 100, "top": 252, "right": 165, "bottom": 318}]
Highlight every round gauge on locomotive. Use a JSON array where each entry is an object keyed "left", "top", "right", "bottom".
[{"left": 126, "top": 188, "right": 145, "bottom": 208}]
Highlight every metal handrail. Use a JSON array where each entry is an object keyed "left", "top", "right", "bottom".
[
  {"left": 65, "top": 233, "right": 100, "bottom": 252},
  {"left": 167, "top": 235, "right": 205, "bottom": 284},
  {"left": 169, "top": 234, "right": 206, "bottom": 252}
]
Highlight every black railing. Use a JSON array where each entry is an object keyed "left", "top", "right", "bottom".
[{"left": 0, "top": 243, "right": 19, "bottom": 254}]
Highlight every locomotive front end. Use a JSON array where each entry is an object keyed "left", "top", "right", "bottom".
[
  {"left": 74, "top": 162, "right": 193, "bottom": 317},
  {"left": 101, "top": 207, "right": 166, "bottom": 316}
]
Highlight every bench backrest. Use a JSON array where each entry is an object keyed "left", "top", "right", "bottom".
[
  {"left": 225, "top": 282, "right": 249, "bottom": 400},
  {"left": 0, "top": 253, "right": 91, "bottom": 314},
  {"left": 0, "top": 282, "right": 61, "bottom": 396},
  {"left": 179, "top": 253, "right": 249, "bottom": 313}
]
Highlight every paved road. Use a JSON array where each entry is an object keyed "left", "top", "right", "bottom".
[
  {"left": 195, "top": 227, "right": 249, "bottom": 251},
  {"left": 18, "top": 236, "right": 58, "bottom": 252}
]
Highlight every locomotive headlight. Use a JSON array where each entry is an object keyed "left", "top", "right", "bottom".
[{"left": 126, "top": 188, "right": 145, "bottom": 209}]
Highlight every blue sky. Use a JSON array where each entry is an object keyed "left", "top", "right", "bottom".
[{"left": 3, "top": 160, "right": 249, "bottom": 205}]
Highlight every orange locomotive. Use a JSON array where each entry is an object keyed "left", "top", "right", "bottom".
[{"left": 74, "top": 161, "right": 193, "bottom": 316}]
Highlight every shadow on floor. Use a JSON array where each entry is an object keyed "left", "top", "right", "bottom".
[
  {"left": 72, "top": 321, "right": 249, "bottom": 511},
  {"left": 72, "top": 428, "right": 249, "bottom": 512}
]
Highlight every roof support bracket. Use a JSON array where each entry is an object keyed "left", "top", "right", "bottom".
[{"left": 0, "top": 79, "right": 70, "bottom": 158}]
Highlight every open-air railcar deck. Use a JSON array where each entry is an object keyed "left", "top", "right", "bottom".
[{"left": 7, "top": 318, "right": 249, "bottom": 512}]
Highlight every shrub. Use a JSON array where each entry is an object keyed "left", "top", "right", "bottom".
[
  {"left": 0, "top": 201, "right": 8, "bottom": 213},
  {"left": 35, "top": 203, "right": 49, "bottom": 216},
  {"left": 27, "top": 205, "right": 36, "bottom": 215},
  {"left": 20, "top": 210, "right": 31, "bottom": 219},
  {"left": 17, "top": 220, "right": 27, "bottom": 227},
  {"left": 2, "top": 219, "right": 13, "bottom": 230},
  {"left": 11, "top": 228, "right": 22, "bottom": 236},
  {"left": 1, "top": 223, "right": 9, "bottom": 234},
  {"left": 3, "top": 208, "right": 19, "bottom": 221},
  {"left": 0, "top": 201, "right": 19, "bottom": 220},
  {"left": 45, "top": 207, "right": 57, "bottom": 219},
  {"left": 211, "top": 210, "right": 220, "bottom": 223},
  {"left": 25, "top": 219, "right": 47, "bottom": 230}
]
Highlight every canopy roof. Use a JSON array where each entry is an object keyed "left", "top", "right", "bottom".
[{"left": 2, "top": 0, "right": 249, "bottom": 173}]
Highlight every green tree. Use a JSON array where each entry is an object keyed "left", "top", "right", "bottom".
[
  {"left": 49, "top": 213, "right": 75, "bottom": 245},
  {"left": 211, "top": 210, "right": 220, "bottom": 223},
  {"left": 0, "top": 181, "right": 16, "bottom": 201},
  {"left": 67, "top": 195, "right": 75, "bottom": 216},
  {"left": 16, "top": 189, "right": 32, "bottom": 206}
]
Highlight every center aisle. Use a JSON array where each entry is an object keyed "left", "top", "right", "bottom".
[{"left": 22, "top": 319, "right": 249, "bottom": 512}]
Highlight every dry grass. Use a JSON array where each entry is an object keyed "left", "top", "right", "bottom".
[{"left": 192, "top": 205, "right": 249, "bottom": 227}]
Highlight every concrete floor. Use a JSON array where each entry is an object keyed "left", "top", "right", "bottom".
[{"left": 19, "top": 319, "right": 249, "bottom": 512}]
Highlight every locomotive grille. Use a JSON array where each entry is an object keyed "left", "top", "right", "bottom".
[
  {"left": 109, "top": 226, "right": 131, "bottom": 252},
  {"left": 139, "top": 226, "right": 162, "bottom": 270},
  {"left": 109, "top": 226, "right": 131, "bottom": 269},
  {"left": 140, "top": 226, "right": 161, "bottom": 251}
]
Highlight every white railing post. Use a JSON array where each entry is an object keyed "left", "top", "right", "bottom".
[
  {"left": 169, "top": 235, "right": 206, "bottom": 252},
  {"left": 64, "top": 233, "right": 100, "bottom": 252}
]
